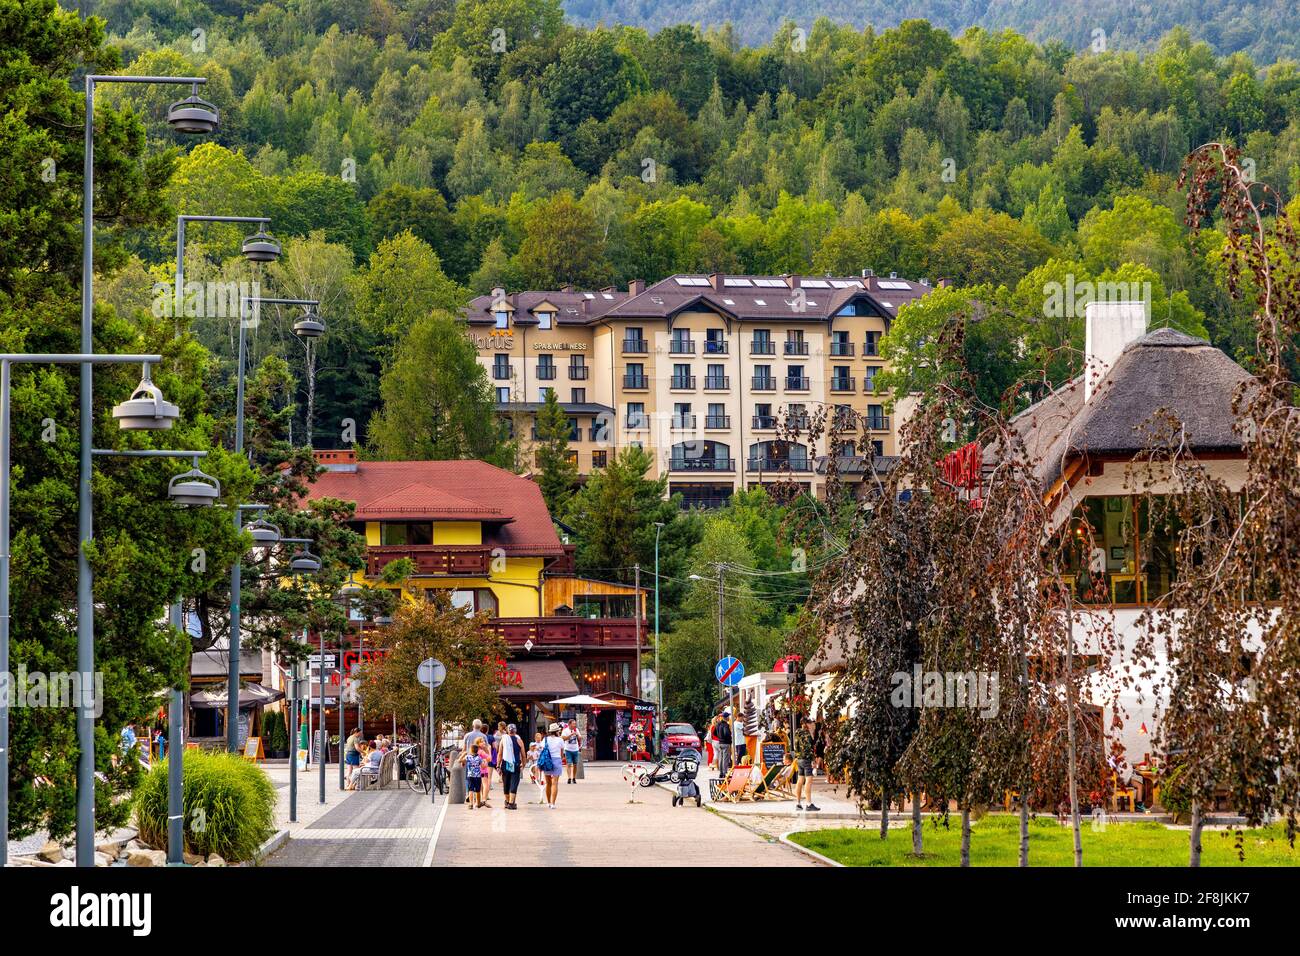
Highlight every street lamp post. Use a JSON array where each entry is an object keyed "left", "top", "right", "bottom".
[
  {"left": 653, "top": 522, "right": 663, "bottom": 754},
  {"left": 1, "top": 353, "right": 179, "bottom": 868},
  {"left": 279, "top": 537, "right": 323, "bottom": 802},
  {"left": 174, "top": 214, "right": 279, "bottom": 321},
  {"left": 227, "top": 296, "right": 320, "bottom": 752},
  {"left": 80, "top": 72, "right": 217, "bottom": 867}
]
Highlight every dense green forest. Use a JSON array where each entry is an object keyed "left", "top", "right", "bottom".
[
  {"left": 567, "top": 0, "right": 1300, "bottom": 64},
  {"left": 82, "top": 0, "right": 1300, "bottom": 442}
]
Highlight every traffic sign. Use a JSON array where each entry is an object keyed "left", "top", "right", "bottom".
[
  {"left": 715, "top": 656, "right": 744, "bottom": 687},
  {"left": 417, "top": 658, "right": 447, "bottom": 689}
]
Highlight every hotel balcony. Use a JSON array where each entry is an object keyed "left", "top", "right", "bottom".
[
  {"left": 703, "top": 340, "right": 729, "bottom": 355},
  {"left": 623, "top": 373, "right": 648, "bottom": 389},
  {"left": 750, "top": 341, "right": 776, "bottom": 355},
  {"left": 669, "top": 456, "right": 735, "bottom": 472},
  {"left": 748, "top": 457, "right": 813, "bottom": 472},
  {"left": 752, "top": 415, "right": 777, "bottom": 429},
  {"left": 366, "top": 544, "right": 492, "bottom": 577},
  {"left": 622, "top": 338, "right": 648, "bottom": 355},
  {"left": 670, "top": 374, "right": 697, "bottom": 389},
  {"left": 704, "top": 414, "right": 731, "bottom": 429},
  {"left": 488, "top": 617, "right": 644, "bottom": 650},
  {"left": 751, "top": 376, "right": 776, "bottom": 391},
  {"left": 703, "top": 375, "right": 730, "bottom": 390},
  {"left": 671, "top": 414, "right": 697, "bottom": 429},
  {"left": 785, "top": 375, "right": 810, "bottom": 391},
  {"left": 829, "top": 376, "right": 856, "bottom": 393},
  {"left": 568, "top": 365, "right": 589, "bottom": 380},
  {"left": 669, "top": 338, "right": 695, "bottom": 354},
  {"left": 784, "top": 340, "right": 809, "bottom": 356},
  {"left": 830, "top": 341, "right": 855, "bottom": 356}
]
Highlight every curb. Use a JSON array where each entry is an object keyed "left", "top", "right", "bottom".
[
  {"left": 778, "top": 830, "right": 844, "bottom": 867},
  {"left": 250, "top": 827, "right": 290, "bottom": 865}
]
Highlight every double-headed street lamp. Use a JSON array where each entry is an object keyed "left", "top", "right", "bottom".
[
  {"left": 76, "top": 72, "right": 219, "bottom": 867},
  {"left": 1, "top": 354, "right": 185, "bottom": 868},
  {"left": 174, "top": 214, "right": 282, "bottom": 320}
]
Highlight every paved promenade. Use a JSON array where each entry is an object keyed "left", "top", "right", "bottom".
[{"left": 260, "top": 761, "right": 817, "bottom": 867}]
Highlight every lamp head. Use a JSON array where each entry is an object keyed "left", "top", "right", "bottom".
[
  {"left": 241, "top": 229, "right": 281, "bottom": 263},
  {"left": 166, "top": 89, "right": 220, "bottom": 134},
  {"left": 112, "top": 366, "right": 180, "bottom": 431}
]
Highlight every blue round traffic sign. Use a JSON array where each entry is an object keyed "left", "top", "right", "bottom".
[{"left": 715, "top": 656, "right": 745, "bottom": 687}]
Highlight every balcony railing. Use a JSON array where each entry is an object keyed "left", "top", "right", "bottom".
[
  {"left": 785, "top": 376, "right": 810, "bottom": 390},
  {"left": 703, "top": 375, "right": 730, "bottom": 389},
  {"left": 750, "top": 341, "right": 776, "bottom": 355},
  {"left": 703, "top": 340, "right": 729, "bottom": 355},
  {"left": 536, "top": 364, "right": 556, "bottom": 380},
  {"left": 752, "top": 415, "right": 777, "bottom": 429},
  {"left": 829, "top": 377, "right": 855, "bottom": 392},
  {"left": 669, "top": 457, "right": 735, "bottom": 472},
  {"left": 671, "top": 414, "right": 697, "bottom": 429},
  {"left": 748, "top": 457, "right": 812, "bottom": 472},
  {"left": 492, "top": 366, "right": 511, "bottom": 380},
  {"left": 866, "top": 416, "right": 890, "bottom": 431},
  {"left": 623, "top": 374, "right": 648, "bottom": 389},
  {"left": 622, "top": 339, "right": 648, "bottom": 354},
  {"left": 488, "top": 617, "right": 644, "bottom": 649},
  {"left": 830, "top": 341, "right": 855, "bottom": 356},
  {"left": 670, "top": 374, "right": 696, "bottom": 389},
  {"left": 751, "top": 376, "right": 776, "bottom": 391},
  {"left": 864, "top": 339, "right": 880, "bottom": 357},
  {"left": 784, "top": 340, "right": 809, "bottom": 356},
  {"left": 704, "top": 415, "right": 731, "bottom": 429},
  {"left": 669, "top": 338, "right": 695, "bottom": 354},
  {"left": 569, "top": 364, "right": 589, "bottom": 380},
  {"left": 366, "top": 545, "right": 491, "bottom": 577}
]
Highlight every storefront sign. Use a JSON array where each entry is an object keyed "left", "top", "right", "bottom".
[
  {"left": 532, "top": 341, "right": 587, "bottom": 350},
  {"left": 467, "top": 330, "right": 515, "bottom": 350}
]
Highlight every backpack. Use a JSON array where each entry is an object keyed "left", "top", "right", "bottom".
[{"left": 537, "top": 738, "right": 555, "bottom": 772}]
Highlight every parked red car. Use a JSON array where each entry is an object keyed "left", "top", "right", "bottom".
[{"left": 662, "top": 722, "right": 701, "bottom": 756}]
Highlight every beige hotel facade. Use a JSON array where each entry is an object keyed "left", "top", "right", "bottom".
[{"left": 464, "top": 271, "right": 935, "bottom": 508}]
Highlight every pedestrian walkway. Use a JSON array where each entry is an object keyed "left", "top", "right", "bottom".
[{"left": 430, "top": 762, "right": 815, "bottom": 866}]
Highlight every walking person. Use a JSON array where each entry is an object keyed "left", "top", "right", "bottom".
[
  {"left": 561, "top": 718, "right": 581, "bottom": 784},
  {"left": 499, "top": 723, "right": 525, "bottom": 810},
  {"left": 343, "top": 726, "right": 362, "bottom": 789},
  {"left": 706, "top": 715, "right": 717, "bottom": 770},
  {"left": 460, "top": 741, "right": 487, "bottom": 809},
  {"left": 794, "top": 717, "right": 820, "bottom": 811},
  {"left": 540, "top": 722, "right": 565, "bottom": 808},
  {"left": 528, "top": 732, "right": 547, "bottom": 804}
]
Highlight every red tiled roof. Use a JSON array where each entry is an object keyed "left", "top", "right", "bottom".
[{"left": 303, "top": 460, "right": 564, "bottom": 557}]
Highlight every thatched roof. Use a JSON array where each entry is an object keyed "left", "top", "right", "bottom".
[{"left": 1013, "top": 328, "right": 1252, "bottom": 488}]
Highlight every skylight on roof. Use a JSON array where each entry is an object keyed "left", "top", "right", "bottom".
[
  {"left": 754, "top": 278, "right": 785, "bottom": 288},
  {"left": 602, "top": 293, "right": 614, "bottom": 299},
  {"left": 876, "top": 280, "right": 911, "bottom": 290},
  {"left": 805, "top": 300, "right": 818, "bottom": 306},
  {"left": 583, "top": 292, "right": 595, "bottom": 298},
  {"left": 830, "top": 280, "right": 861, "bottom": 288},
  {"left": 880, "top": 301, "right": 893, "bottom": 307},
  {"left": 675, "top": 276, "right": 710, "bottom": 286},
  {"left": 803, "top": 279, "right": 830, "bottom": 288},
  {"left": 724, "top": 278, "right": 752, "bottom": 287},
  {"left": 723, "top": 298, "right": 735, "bottom": 305},
  {"left": 754, "top": 299, "right": 767, "bottom": 306}
]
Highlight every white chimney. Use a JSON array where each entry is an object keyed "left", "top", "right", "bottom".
[{"left": 1084, "top": 300, "right": 1148, "bottom": 402}]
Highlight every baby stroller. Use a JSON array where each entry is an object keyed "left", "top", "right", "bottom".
[{"left": 670, "top": 748, "right": 702, "bottom": 807}]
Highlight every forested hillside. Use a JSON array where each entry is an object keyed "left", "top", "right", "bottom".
[
  {"left": 566, "top": 0, "right": 1300, "bottom": 63},
  {"left": 82, "top": 0, "right": 1300, "bottom": 442}
]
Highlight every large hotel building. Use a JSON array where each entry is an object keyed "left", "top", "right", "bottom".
[{"left": 464, "top": 271, "right": 934, "bottom": 507}]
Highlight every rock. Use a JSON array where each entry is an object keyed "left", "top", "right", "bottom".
[
  {"left": 126, "top": 849, "right": 161, "bottom": 867},
  {"left": 182, "top": 851, "right": 203, "bottom": 867},
  {"left": 206, "top": 854, "right": 226, "bottom": 867},
  {"left": 37, "top": 840, "right": 64, "bottom": 864},
  {"left": 94, "top": 852, "right": 112, "bottom": 867},
  {"left": 124, "top": 840, "right": 145, "bottom": 854},
  {"left": 96, "top": 841, "right": 120, "bottom": 861}
]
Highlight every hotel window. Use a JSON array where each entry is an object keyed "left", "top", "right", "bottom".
[
  {"left": 865, "top": 366, "right": 880, "bottom": 392},
  {"left": 537, "top": 354, "right": 555, "bottom": 379},
  {"left": 867, "top": 404, "right": 886, "bottom": 430},
  {"left": 788, "top": 403, "right": 809, "bottom": 429},
  {"left": 380, "top": 522, "right": 433, "bottom": 546},
  {"left": 872, "top": 440, "right": 884, "bottom": 457},
  {"left": 592, "top": 450, "right": 607, "bottom": 468},
  {"left": 537, "top": 310, "right": 553, "bottom": 330},
  {"left": 864, "top": 331, "right": 881, "bottom": 356},
  {"left": 670, "top": 328, "right": 693, "bottom": 353},
  {"left": 706, "top": 403, "right": 728, "bottom": 428},
  {"left": 673, "top": 402, "right": 694, "bottom": 429},
  {"left": 624, "top": 363, "right": 647, "bottom": 388},
  {"left": 571, "top": 387, "right": 586, "bottom": 403},
  {"left": 569, "top": 355, "right": 587, "bottom": 379},
  {"left": 671, "top": 363, "right": 694, "bottom": 389},
  {"left": 705, "top": 329, "right": 727, "bottom": 354},
  {"left": 705, "top": 363, "right": 727, "bottom": 389},
  {"left": 838, "top": 440, "right": 856, "bottom": 457},
  {"left": 751, "top": 330, "right": 774, "bottom": 355},
  {"left": 785, "top": 330, "right": 808, "bottom": 355},
  {"left": 623, "top": 327, "right": 647, "bottom": 352},
  {"left": 492, "top": 355, "right": 510, "bottom": 380},
  {"left": 626, "top": 402, "right": 646, "bottom": 429},
  {"left": 539, "top": 386, "right": 555, "bottom": 402},
  {"left": 427, "top": 588, "right": 497, "bottom": 617},
  {"left": 786, "top": 365, "right": 808, "bottom": 389},
  {"left": 493, "top": 310, "right": 509, "bottom": 329},
  {"left": 831, "top": 330, "right": 853, "bottom": 356},
  {"left": 495, "top": 386, "right": 511, "bottom": 403},
  {"left": 753, "top": 403, "right": 775, "bottom": 429}
]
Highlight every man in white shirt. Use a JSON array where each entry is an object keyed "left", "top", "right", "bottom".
[{"left": 561, "top": 718, "right": 581, "bottom": 784}]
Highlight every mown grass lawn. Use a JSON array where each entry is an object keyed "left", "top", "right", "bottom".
[{"left": 789, "top": 815, "right": 1300, "bottom": 866}]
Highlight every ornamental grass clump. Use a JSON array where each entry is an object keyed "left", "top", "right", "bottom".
[{"left": 134, "top": 750, "right": 277, "bottom": 862}]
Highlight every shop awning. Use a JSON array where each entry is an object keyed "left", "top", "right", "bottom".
[
  {"left": 190, "top": 682, "right": 285, "bottom": 710},
  {"left": 500, "top": 660, "right": 578, "bottom": 699}
]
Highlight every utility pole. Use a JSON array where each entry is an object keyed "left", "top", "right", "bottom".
[{"left": 634, "top": 563, "right": 641, "bottom": 700}]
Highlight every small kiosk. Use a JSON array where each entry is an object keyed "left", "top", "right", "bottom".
[{"left": 587, "top": 692, "right": 657, "bottom": 760}]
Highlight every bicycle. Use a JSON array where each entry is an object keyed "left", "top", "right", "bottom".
[
  {"left": 404, "top": 745, "right": 430, "bottom": 794},
  {"left": 404, "top": 744, "right": 456, "bottom": 795}
]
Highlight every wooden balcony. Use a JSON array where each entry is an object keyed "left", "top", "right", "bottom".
[
  {"left": 487, "top": 617, "right": 644, "bottom": 650},
  {"left": 366, "top": 544, "right": 492, "bottom": 577}
]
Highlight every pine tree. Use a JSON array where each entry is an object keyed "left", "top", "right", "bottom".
[{"left": 533, "top": 388, "right": 577, "bottom": 513}]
